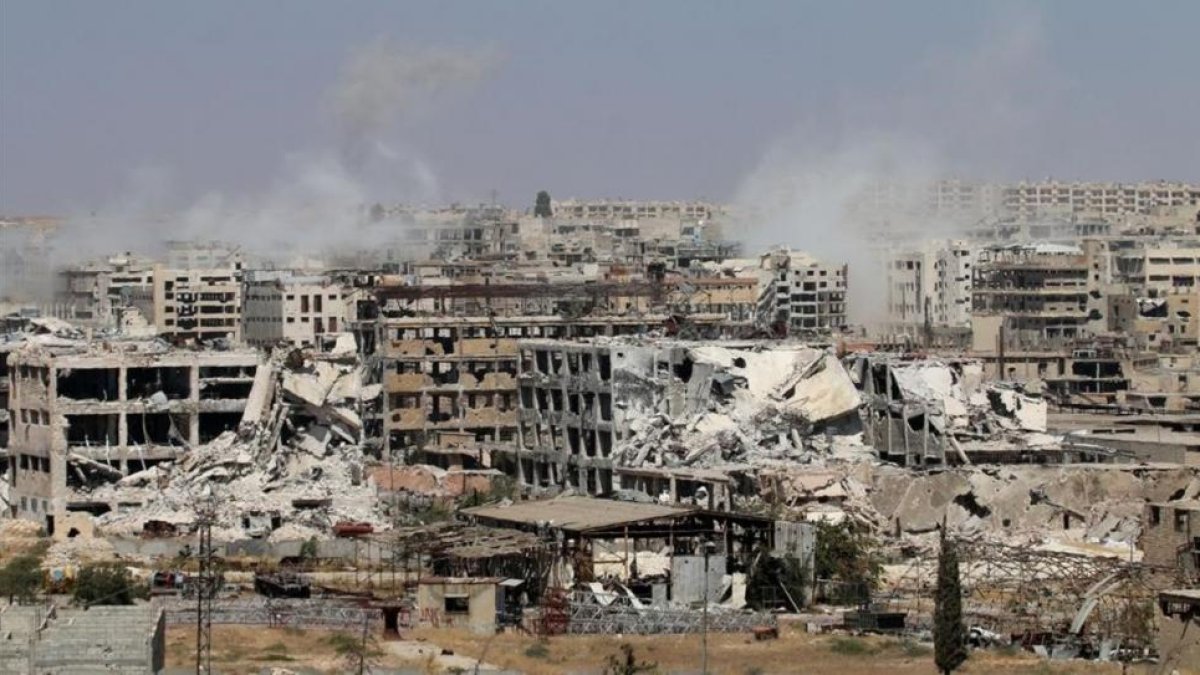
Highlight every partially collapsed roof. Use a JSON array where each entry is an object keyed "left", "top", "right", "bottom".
[{"left": 462, "top": 496, "right": 697, "bottom": 533}]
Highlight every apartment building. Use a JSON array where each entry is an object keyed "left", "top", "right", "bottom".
[
  {"left": 130, "top": 266, "right": 242, "bottom": 342},
  {"left": 5, "top": 343, "right": 260, "bottom": 528},
  {"left": 506, "top": 340, "right": 738, "bottom": 501},
  {"left": 1002, "top": 181, "right": 1199, "bottom": 218},
  {"left": 886, "top": 240, "right": 974, "bottom": 329},
  {"left": 757, "top": 249, "right": 848, "bottom": 336},
  {"left": 59, "top": 253, "right": 157, "bottom": 326},
  {"left": 1114, "top": 245, "right": 1200, "bottom": 294},
  {"left": 242, "top": 273, "right": 350, "bottom": 350},
  {"left": 850, "top": 179, "right": 1199, "bottom": 220},
  {"left": 375, "top": 314, "right": 700, "bottom": 456},
  {"left": 549, "top": 199, "right": 724, "bottom": 222},
  {"left": 971, "top": 242, "right": 1108, "bottom": 351}
]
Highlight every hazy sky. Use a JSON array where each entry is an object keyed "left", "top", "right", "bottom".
[{"left": 2, "top": 0, "right": 1197, "bottom": 214}]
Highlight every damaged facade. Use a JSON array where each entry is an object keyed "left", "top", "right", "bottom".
[
  {"left": 506, "top": 338, "right": 860, "bottom": 503},
  {"left": 5, "top": 341, "right": 260, "bottom": 529}
]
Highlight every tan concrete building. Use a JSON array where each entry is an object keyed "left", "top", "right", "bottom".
[
  {"left": 886, "top": 240, "right": 974, "bottom": 329},
  {"left": 757, "top": 249, "right": 847, "bottom": 336},
  {"left": 1114, "top": 245, "right": 1200, "bottom": 293},
  {"left": 971, "top": 242, "right": 1108, "bottom": 351},
  {"left": 130, "top": 265, "right": 242, "bottom": 342},
  {"left": 243, "top": 273, "right": 350, "bottom": 350},
  {"left": 59, "top": 253, "right": 157, "bottom": 326},
  {"left": 377, "top": 314, "right": 686, "bottom": 456},
  {"left": 5, "top": 343, "right": 260, "bottom": 530},
  {"left": 416, "top": 577, "right": 504, "bottom": 634}
]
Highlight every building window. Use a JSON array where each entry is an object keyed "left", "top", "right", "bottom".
[
  {"left": 1150, "top": 506, "right": 1161, "bottom": 526},
  {"left": 1175, "top": 510, "right": 1189, "bottom": 533},
  {"left": 444, "top": 595, "right": 470, "bottom": 615}
]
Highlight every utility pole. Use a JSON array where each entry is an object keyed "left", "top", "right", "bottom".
[
  {"left": 195, "top": 495, "right": 217, "bottom": 675},
  {"left": 700, "top": 539, "right": 716, "bottom": 675}
]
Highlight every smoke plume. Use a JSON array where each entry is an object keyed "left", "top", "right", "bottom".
[
  {"left": 31, "top": 40, "right": 501, "bottom": 284},
  {"left": 731, "top": 6, "right": 1059, "bottom": 327},
  {"left": 329, "top": 40, "right": 496, "bottom": 170}
]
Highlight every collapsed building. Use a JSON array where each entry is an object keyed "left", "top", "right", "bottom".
[
  {"left": 503, "top": 338, "right": 861, "bottom": 503},
  {"left": 848, "top": 354, "right": 1060, "bottom": 466},
  {"left": 366, "top": 278, "right": 742, "bottom": 459},
  {"left": 1, "top": 321, "right": 387, "bottom": 541},
  {"left": 5, "top": 339, "right": 260, "bottom": 530}
]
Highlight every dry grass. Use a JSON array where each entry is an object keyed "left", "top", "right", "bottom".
[
  {"left": 166, "top": 623, "right": 1161, "bottom": 674},
  {"left": 407, "top": 625, "right": 1148, "bottom": 675}
]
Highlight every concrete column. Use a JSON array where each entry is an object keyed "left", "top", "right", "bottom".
[
  {"left": 189, "top": 414, "right": 200, "bottom": 447},
  {"left": 117, "top": 366, "right": 128, "bottom": 447},
  {"left": 189, "top": 364, "right": 200, "bottom": 402}
]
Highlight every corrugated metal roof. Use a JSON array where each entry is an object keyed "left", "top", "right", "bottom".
[{"left": 462, "top": 496, "right": 697, "bottom": 532}]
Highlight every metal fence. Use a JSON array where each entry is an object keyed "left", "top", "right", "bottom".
[
  {"left": 161, "top": 598, "right": 370, "bottom": 629},
  {"left": 566, "top": 599, "right": 775, "bottom": 635}
]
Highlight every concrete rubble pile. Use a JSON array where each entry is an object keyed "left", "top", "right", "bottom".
[
  {"left": 847, "top": 354, "right": 1056, "bottom": 465},
  {"left": 82, "top": 339, "right": 389, "bottom": 542},
  {"left": 763, "top": 459, "right": 1200, "bottom": 552},
  {"left": 617, "top": 344, "right": 864, "bottom": 471}
]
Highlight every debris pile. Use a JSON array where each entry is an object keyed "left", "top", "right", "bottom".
[
  {"left": 616, "top": 344, "right": 863, "bottom": 469},
  {"left": 75, "top": 340, "right": 389, "bottom": 542},
  {"left": 847, "top": 355, "right": 1055, "bottom": 465}
]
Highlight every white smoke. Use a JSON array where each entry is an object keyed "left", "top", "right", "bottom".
[
  {"left": 731, "top": 6, "right": 1058, "bottom": 326},
  {"left": 329, "top": 39, "right": 497, "bottom": 170},
  {"left": 40, "top": 41, "right": 502, "bottom": 277}
]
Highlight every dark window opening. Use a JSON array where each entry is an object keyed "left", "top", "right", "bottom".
[
  {"left": 65, "top": 414, "right": 119, "bottom": 447},
  {"left": 444, "top": 596, "right": 470, "bottom": 614},
  {"left": 199, "top": 412, "right": 243, "bottom": 443},
  {"left": 127, "top": 366, "right": 191, "bottom": 399},
  {"left": 127, "top": 413, "right": 186, "bottom": 446},
  {"left": 56, "top": 368, "right": 119, "bottom": 401}
]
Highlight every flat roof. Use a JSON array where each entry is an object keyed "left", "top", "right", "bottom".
[
  {"left": 1160, "top": 589, "right": 1200, "bottom": 604},
  {"left": 1149, "top": 499, "right": 1200, "bottom": 511},
  {"left": 462, "top": 496, "right": 697, "bottom": 532}
]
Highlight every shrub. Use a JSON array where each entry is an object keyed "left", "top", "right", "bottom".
[{"left": 73, "top": 562, "right": 145, "bottom": 606}]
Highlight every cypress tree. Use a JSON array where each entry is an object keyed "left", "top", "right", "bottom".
[
  {"left": 534, "top": 190, "right": 553, "bottom": 217},
  {"left": 934, "top": 527, "right": 968, "bottom": 674}
]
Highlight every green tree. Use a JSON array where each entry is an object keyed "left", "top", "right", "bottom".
[
  {"left": 0, "top": 553, "right": 45, "bottom": 604},
  {"left": 300, "top": 536, "right": 319, "bottom": 562},
  {"left": 73, "top": 562, "right": 143, "bottom": 606},
  {"left": 933, "top": 528, "right": 968, "bottom": 674},
  {"left": 745, "top": 550, "right": 808, "bottom": 611},
  {"left": 814, "top": 521, "right": 881, "bottom": 604},
  {"left": 603, "top": 643, "right": 656, "bottom": 675},
  {"left": 534, "top": 190, "right": 553, "bottom": 218}
]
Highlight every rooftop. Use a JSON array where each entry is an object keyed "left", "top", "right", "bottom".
[{"left": 462, "top": 496, "right": 697, "bottom": 532}]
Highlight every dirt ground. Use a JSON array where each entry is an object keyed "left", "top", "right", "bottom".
[{"left": 165, "top": 623, "right": 1174, "bottom": 674}]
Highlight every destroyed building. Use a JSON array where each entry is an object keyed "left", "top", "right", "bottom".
[
  {"left": 755, "top": 248, "right": 848, "bottom": 337},
  {"left": 847, "top": 353, "right": 1064, "bottom": 466},
  {"left": 4, "top": 340, "right": 260, "bottom": 529},
  {"left": 1143, "top": 499, "right": 1200, "bottom": 582},
  {"left": 127, "top": 264, "right": 243, "bottom": 342},
  {"left": 504, "top": 338, "right": 861, "bottom": 502},
  {"left": 366, "top": 273, "right": 742, "bottom": 459},
  {"left": 970, "top": 241, "right": 1108, "bottom": 351}
]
